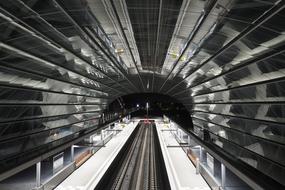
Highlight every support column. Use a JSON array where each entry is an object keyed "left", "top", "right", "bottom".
[
  {"left": 108, "top": 125, "right": 111, "bottom": 135},
  {"left": 188, "top": 135, "right": 191, "bottom": 145},
  {"left": 199, "top": 146, "right": 203, "bottom": 161},
  {"left": 36, "top": 162, "right": 41, "bottom": 188},
  {"left": 196, "top": 158, "right": 200, "bottom": 174},
  {"left": 71, "top": 145, "right": 74, "bottom": 162},
  {"left": 187, "top": 135, "right": 191, "bottom": 152},
  {"left": 101, "top": 129, "right": 104, "bottom": 145},
  {"left": 221, "top": 163, "right": 226, "bottom": 188},
  {"left": 101, "top": 130, "right": 104, "bottom": 140}
]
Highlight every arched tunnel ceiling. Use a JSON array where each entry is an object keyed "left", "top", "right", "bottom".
[{"left": 0, "top": 0, "right": 284, "bottom": 186}]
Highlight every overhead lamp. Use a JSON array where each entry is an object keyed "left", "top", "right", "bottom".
[
  {"left": 147, "top": 80, "right": 149, "bottom": 89},
  {"left": 168, "top": 52, "right": 186, "bottom": 61},
  {"left": 115, "top": 48, "right": 124, "bottom": 54},
  {"left": 180, "top": 56, "right": 186, "bottom": 61},
  {"left": 168, "top": 52, "right": 179, "bottom": 58}
]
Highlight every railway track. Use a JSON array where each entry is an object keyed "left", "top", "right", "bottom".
[{"left": 95, "top": 121, "right": 170, "bottom": 190}]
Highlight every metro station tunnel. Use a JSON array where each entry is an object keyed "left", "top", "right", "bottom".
[{"left": 0, "top": 0, "right": 284, "bottom": 189}]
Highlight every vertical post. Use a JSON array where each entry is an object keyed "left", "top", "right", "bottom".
[
  {"left": 188, "top": 135, "right": 191, "bottom": 152},
  {"left": 175, "top": 127, "right": 178, "bottom": 137},
  {"left": 196, "top": 158, "right": 200, "bottom": 174},
  {"left": 109, "top": 125, "right": 111, "bottom": 135},
  {"left": 101, "top": 129, "right": 104, "bottom": 145},
  {"left": 101, "top": 130, "right": 104, "bottom": 140},
  {"left": 146, "top": 102, "right": 149, "bottom": 117},
  {"left": 199, "top": 146, "right": 203, "bottom": 161},
  {"left": 36, "top": 161, "right": 41, "bottom": 188},
  {"left": 188, "top": 135, "right": 191, "bottom": 146},
  {"left": 221, "top": 163, "right": 226, "bottom": 188},
  {"left": 71, "top": 145, "right": 74, "bottom": 162}
]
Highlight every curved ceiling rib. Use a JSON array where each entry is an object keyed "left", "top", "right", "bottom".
[
  {"left": 158, "top": 0, "right": 218, "bottom": 92},
  {"left": 167, "top": 1, "right": 285, "bottom": 96},
  {"left": 0, "top": 5, "right": 133, "bottom": 95},
  {"left": 109, "top": 0, "right": 146, "bottom": 92},
  {"left": 0, "top": 0, "right": 284, "bottom": 187},
  {"left": 151, "top": 0, "right": 162, "bottom": 92},
  {"left": 54, "top": 0, "right": 140, "bottom": 93}
]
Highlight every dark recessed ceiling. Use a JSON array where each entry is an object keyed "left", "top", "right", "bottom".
[{"left": 126, "top": 0, "right": 183, "bottom": 71}]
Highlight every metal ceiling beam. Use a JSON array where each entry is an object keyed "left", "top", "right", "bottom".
[
  {"left": 109, "top": 0, "right": 146, "bottom": 92},
  {"left": 0, "top": 60, "right": 115, "bottom": 99},
  {"left": 52, "top": 0, "right": 140, "bottom": 93},
  {"left": 191, "top": 116, "right": 285, "bottom": 146},
  {"left": 0, "top": 42, "right": 121, "bottom": 96},
  {"left": 167, "top": 20, "right": 216, "bottom": 86},
  {"left": 0, "top": 110, "right": 102, "bottom": 125},
  {"left": 161, "top": 0, "right": 192, "bottom": 84},
  {"left": 158, "top": 0, "right": 218, "bottom": 93},
  {"left": 182, "top": 101, "right": 285, "bottom": 105},
  {"left": 167, "top": 1, "right": 285, "bottom": 95},
  {"left": 151, "top": 0, "right": 163, "bottom": 92},
  {"left": 176, "top": 74, "right": 285, "bottom": 100},
  {"left": 119, "top": 0, "right": 142, "bottom": 69},
  {"left": 171, "top": 45, "right": 285, "bottom": 97},
  {"left": 182, "top": 45, "right": 284, "bottom": 95},
  {"left": 9, "top": 0, "right": 134, "bottom": 94},
  {"left": 190, "top": 124, "right": 285, "bottom": 170},
  {"left": 167, "top": 117, "right": 283, "bottom": 190},
  {"left": 191, "top": 109, "right": 285, "bottom": 126},
  {"left": 0, "top": 112, "right": 134, "bottom": 181},
  {"left": 0, "top": 116, "right": 102, "bottom": 143},
  {"left": 166, "top": 0, "right": 191, "bottom": 58},
  {"left": 0, "top": 83, "right": 111, "bottom": 100},
  {"left": 0, "top": 103, "right": 108, "bottom": 106}
]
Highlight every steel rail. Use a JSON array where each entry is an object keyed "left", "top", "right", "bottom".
[{"left": 112, "top": 125, "right": 145, "bottom": 190}]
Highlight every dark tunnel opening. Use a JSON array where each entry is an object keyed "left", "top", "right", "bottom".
[{"left": 108, "top": 93, "right": 194, "bottom": 130}]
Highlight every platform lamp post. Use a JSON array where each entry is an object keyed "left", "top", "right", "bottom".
[
  {"left": 36, "top": 161, "right": 41, "bottom": 188},
  {"left": 146, "top": 102, "right": 149, "bottom": 117},
  {"left": 221, "top": 163, "right": 226, "bottom": 188},
  {"left": 71, "top": 145, "right": 74, "bottom": 162}
]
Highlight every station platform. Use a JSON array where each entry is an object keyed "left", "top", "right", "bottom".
[
  {"left": 156, "top": 120, "right": 210, "bottom": 190},
  {"left": 55, "top": 120, "right": 139, "bottom": 190},
  {"left": 55, "top": 119, "right": 211, "bottom": 190}
]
